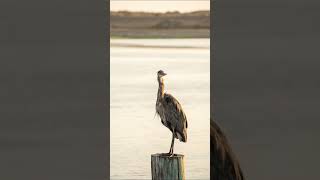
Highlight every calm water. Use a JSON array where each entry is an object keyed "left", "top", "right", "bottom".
[{"left": 110, "top": 39, "right": 210, "bottom": 179}]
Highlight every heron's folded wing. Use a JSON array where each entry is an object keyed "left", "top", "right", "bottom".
[{"left": 163, "top": 93, "right": 188, "bottom": 130}]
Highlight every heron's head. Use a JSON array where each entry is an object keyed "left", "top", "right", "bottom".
[{"left": 157, "top": 70, "right": 167, "bottom": 78}]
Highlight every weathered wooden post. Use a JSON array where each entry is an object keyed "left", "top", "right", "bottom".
[{"left": 151, "top": 153, "right": 185, "bottom": 180}]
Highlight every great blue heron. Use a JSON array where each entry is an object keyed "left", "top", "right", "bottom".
[
  {"left": 211, "top": 118, "right": 245, "bottom": 180},
  {"left": 155, "top": 70, "right": 188, "bottom": 156}
]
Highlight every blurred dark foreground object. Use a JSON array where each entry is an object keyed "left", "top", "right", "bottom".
[{"left": 211, "top": 118, "right": 245, "bottom": 180}]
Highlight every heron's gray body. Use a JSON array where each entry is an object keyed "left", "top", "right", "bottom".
[{"left": 155, "top": 72, "right": 188, "bottom": 145}]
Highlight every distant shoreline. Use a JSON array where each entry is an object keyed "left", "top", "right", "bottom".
[
  {"left": 110, "top": 36, "right": 210, "bottom": 39},
  {"left": 110, "top": 42, "right": 209, "bottom": 49},
  {"left": 111, "top": 10, "right": 210, "bottom": 38},
  {"left": 110, "top": 33, "right": 210, "bottom": 39}
]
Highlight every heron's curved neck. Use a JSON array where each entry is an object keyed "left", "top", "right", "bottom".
[{"left": 157, "top": 76, "right": 165, "bottom": 99}]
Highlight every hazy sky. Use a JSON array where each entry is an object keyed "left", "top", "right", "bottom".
[{"left": 110, "top": 0, "right": 210, "bottom": 13}]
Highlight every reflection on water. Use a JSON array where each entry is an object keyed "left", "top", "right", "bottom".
[{"left": 111, "top": 39, "right": 210, "bottom": 179}]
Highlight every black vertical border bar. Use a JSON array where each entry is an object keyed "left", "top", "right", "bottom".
[
  {"left": 210, "top": 0, "right": 215, "bottom": 178},
  {"left": 106, "top": 0, "right": 111, "bottom": 178},
  {"left": 210, "top": 0, "right": 215, "bottom": 117},
  {"left": 0, "top": 0, "right": 109, "bottom": 179},
  {"left": 214, "top": 0, "right": 320, "bottom": 179}
]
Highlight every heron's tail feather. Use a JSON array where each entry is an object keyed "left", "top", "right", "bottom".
[{"left": 176, "top": 129, "right": 187, "bottom": 142}]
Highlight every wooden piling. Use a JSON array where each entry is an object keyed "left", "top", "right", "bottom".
[{"left": 151, "top": 153, "right": 185, "bottom": 180}]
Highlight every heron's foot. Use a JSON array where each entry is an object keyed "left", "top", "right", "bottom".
[
  {"left": 168, "top": 150, "right": 174, "bottom": 157},
  {"left": 161, "top": 152, "right": 172, "bottom": 156}
]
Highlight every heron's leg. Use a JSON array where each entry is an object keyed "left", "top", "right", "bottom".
[
  {"left": 169, "top": 129, "right": 175, "bottom": 155},
  {"left": 172, "top": 134, "right": 175, "bottom": 154},
  {"left": 168, "top": 131, "right": 174, "bottom": 154}
]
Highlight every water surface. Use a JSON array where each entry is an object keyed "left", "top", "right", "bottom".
[{"left": 110, "top": 38, "right": 210, "bottom": 179}]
